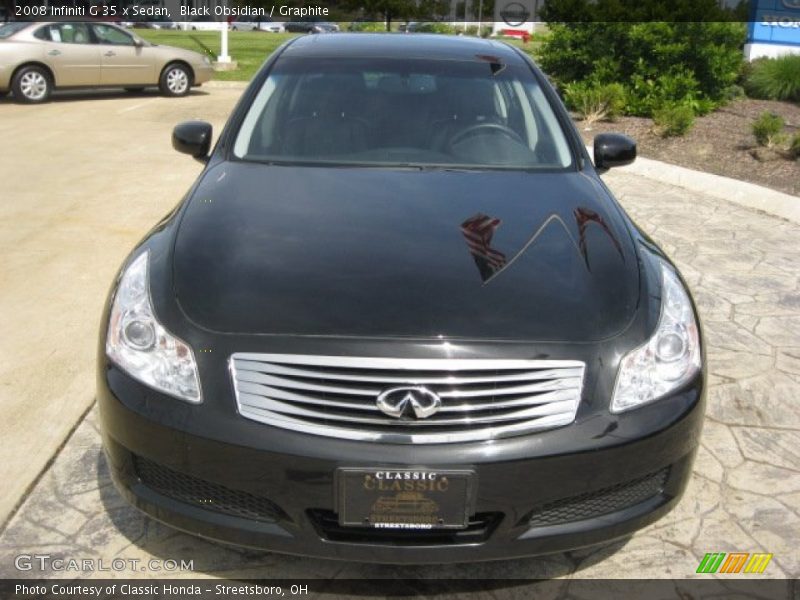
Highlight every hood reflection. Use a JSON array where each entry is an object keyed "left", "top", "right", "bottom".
[
  {"left": 461, "top": 207, "right": 624, "bottom": 283},
  {"left": 460, "top": 213, "right": 508, "bottom": 283}
]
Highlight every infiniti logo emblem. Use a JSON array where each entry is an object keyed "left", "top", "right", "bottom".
[{"left": 376, "top": 386, "right": 442, "bottom": 419}]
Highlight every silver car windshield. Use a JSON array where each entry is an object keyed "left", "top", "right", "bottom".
[{"left": 233, "top": 58, "right": 574, "bottom": 170}]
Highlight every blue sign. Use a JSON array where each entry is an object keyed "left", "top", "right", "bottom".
[{"left": 748, "top": 0, "right": 800, "bottom": 47}]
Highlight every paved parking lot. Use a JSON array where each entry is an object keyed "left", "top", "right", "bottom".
[
  {"left": 0, "top": 85, "right": 242, "bottom": 525},
  {"left": 0, "top": 86, "right": 798, "bottom": 582}
]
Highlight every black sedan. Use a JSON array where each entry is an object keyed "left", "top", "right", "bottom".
[
  {"left": 98, "top": 34, "right": 705, "bottom": 563},
  {"left": 284, "top": 20, "right": 339, "bottom": 33}
]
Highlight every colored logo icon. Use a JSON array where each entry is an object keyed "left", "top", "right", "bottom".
[{"left": 696, "top": 552, "right": 773, "bottom": 574}]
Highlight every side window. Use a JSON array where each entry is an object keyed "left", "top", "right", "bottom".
[
  {"left": 91, "top": 24, "right": 134, "bottom": 46},
  {"left": 33, "top": 26, "right": 51, "bottom": 41},
  {"left": 51, "top": 23, "right": 92, "bottom": 44}
]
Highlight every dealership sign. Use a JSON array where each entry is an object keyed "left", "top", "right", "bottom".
[
  {"left": 492, "top": 0, "right": 539, "bottom": 35},
  {"left": 746, "top": 0, "right": 800, "bottom": 59}
]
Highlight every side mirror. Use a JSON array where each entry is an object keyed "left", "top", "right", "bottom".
[
  {"left": 594, "top": 133, "right": 636, "bottom": 172},
  {"left": 133, "top": 38, "right": 145, "bottom": 47},
  {"left": 172, "top": 121, "right": 212, "bottom": 161}
]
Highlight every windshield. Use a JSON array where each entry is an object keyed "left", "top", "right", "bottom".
[
  {"left": 0, "top": 22, "right": 29, "bottom": 39},
  {"left": 233, "top": 57, "right": 573, "bottom": 170}
]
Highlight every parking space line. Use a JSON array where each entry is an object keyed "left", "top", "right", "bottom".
[{"left": 118, "top": 99, "right": 157, "bottom": 114}]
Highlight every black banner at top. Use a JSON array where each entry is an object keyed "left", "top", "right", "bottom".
[{"left": 0, "top": 0, "right": 773, "bottom": 24}]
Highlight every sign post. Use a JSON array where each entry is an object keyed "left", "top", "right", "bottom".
[{"left": 218, "top": 21, "right": 231, "bottom": 64}]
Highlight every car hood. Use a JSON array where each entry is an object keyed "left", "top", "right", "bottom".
[{"left": 172, "top": 162, "right": 639, "bottom": 341}]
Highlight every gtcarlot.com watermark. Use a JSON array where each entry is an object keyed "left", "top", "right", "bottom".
[{"left": 14, "top": 554, "right": 194, "bottom": 573}]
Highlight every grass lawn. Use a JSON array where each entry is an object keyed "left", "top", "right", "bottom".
[
  {"left": 135, "top": 30, "right": 543, "bottom": 82},
  {"left": 135, "top": 30, "right": 299, "bottom": 82}
]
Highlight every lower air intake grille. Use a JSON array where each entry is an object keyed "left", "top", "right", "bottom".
[
  {"left": 134, "top": 455, "right": 285, "bottom": 523},
  {"left": 526, "top": 468, "right": 670, "bottom": 527},
  {"left": 308, "top": 509, "right": 502, "bottom": 545}
]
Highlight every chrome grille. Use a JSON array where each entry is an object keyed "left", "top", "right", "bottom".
[{"left": 229, "top": 354, "right": 585, "bottom": 444}]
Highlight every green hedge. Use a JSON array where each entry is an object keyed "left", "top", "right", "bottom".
[{"left": 537, "top": 21, "right": 745, "bottom": 118}]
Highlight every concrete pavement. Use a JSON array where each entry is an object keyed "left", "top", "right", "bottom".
[
  {"left": 0, "top": 85, "right": 798, "bottom": 580},
  {"left": 0, "top": 85, "right": 244, "bottom": 527}
]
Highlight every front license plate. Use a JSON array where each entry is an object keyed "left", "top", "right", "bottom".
[{"left": 337, "top": 468, "right": 475, "bottom": 530}]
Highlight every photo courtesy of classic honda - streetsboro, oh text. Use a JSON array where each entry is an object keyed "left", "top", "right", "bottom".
[{"left": 97, "top": 33, "right": 705, "bottom": 563}]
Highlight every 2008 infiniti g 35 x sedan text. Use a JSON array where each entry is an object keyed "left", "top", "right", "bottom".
[{"left": 98, "top": 34, "right": 705, "bottom": 563}]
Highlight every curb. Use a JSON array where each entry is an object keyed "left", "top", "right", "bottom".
[{"left": 588, "top": 146, "right": 800, "bottom": 225}]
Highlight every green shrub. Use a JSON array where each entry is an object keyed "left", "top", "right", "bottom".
[
  {"left": 348, "top": 21, "right": 387, "bottom": 32},
  {"left": 537, "top": 20, "right": 745, "bottom": 117},
  {"left": 789, "top": 133, "right": 800, "bottom": 160},
  {"left": 653, "top": 104, "right": 696, "bottom": 137},
  {"left": 722, "top": 84, "right": 746, "bottom": 102},
  {"left": 625, "top": 70, "right": 701, "bottom": 116},
  {"left": 745, "top": 54, "right": 800, "bottom": 102},
  {"left": 564, "top": 81, "right": 627, "bottom": 124},
  {"left": 752, "top": 112, "right": 786, "bottom": 147},
  {"left": 413, "top": 22, "right": 456, "bottom": 34},
  {"left": 465, "top": 25, "right": 492, "bottom": 37}
]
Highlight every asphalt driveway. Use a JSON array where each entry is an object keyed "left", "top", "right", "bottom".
[{"left": 0, "top": 85, "right": 798, "bottom": 581}]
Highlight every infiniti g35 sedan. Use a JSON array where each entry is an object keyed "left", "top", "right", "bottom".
[
  {"left": 98, "top": 34, "right": 705, "bottom": 563},
  {"left": 0, "top": 21, "right": 213, "bottom": 102}
]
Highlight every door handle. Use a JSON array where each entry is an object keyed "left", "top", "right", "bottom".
[
  {"left": 48, "top": 49, "right": 61, "bottom": 56},
  {"left": 104, "top": 51, "right": 116, "bottom": 57}
]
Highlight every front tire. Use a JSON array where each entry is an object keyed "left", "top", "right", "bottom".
[
  {"left": 159, "top": 63, "right": 191, "bottom": 97},
  {"left": 12, "top": 66, "right": 52, "bottom": 103}
]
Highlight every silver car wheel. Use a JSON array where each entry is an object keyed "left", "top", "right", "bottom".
[
  {"left": 166, "top": 68, "right": 189, "bottom": 95},
  {"left": 20, "top": 71, "right": 48, "bottom": 101}
]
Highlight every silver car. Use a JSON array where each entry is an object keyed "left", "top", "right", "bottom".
[{"left": 0, "top": 21, "right": 214, "bottom": 102}]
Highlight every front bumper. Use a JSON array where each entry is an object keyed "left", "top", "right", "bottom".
[
  {"left": 193, "top": 63, "right": 214, "bottom": 85},
  {"left": 0, "top": 65, "right": 11, "bottom": 92},
  {"left": 98, "top": 361, "right": 704, "bottom": 564}
]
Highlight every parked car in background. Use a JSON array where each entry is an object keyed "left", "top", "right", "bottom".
[
  {"left": 284, "top": 20, "right": 339, "bottom": 33},
  {"left": 180, "top": 15, "right": 225, "bottom": 31},
  {"left": 399, "top": 21, "right": 423, "bottom": 33},
  {"left": 99, "top": 34, "right": 705, "bottom": 563},
  {"left": 0, "top": 21, "right": 213, "bottom": 102},
  {"left": 230, "top": 17, "right": 284, "bottom": 32},
  {"left": 128, "top": 16, "right": 180, "bottom": 30}
]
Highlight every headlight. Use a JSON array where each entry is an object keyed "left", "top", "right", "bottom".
[
  {"left": 611, "top": 260, "right": 701, "bottom": 413},
  {"left": 105, "top": 252, "right": 202, "bottom": 403}
]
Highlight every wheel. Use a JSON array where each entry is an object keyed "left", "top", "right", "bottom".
[
  {"left": 159, "top": 63, "right": 191, "bottom": 97},
  {"left": 124, "top": 87, "right": 146, "bottom": 93},
  {"left": 12, "top": 65, "right": 52, "bottom": 103}
]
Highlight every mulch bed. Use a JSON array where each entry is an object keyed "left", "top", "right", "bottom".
[{"left": 576, "top": 98, "right": 800, "bottom": 197}]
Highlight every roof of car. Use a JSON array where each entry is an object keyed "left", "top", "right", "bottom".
[{"left": 281, "top": 33, "right": 528, "bottom": 65}]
